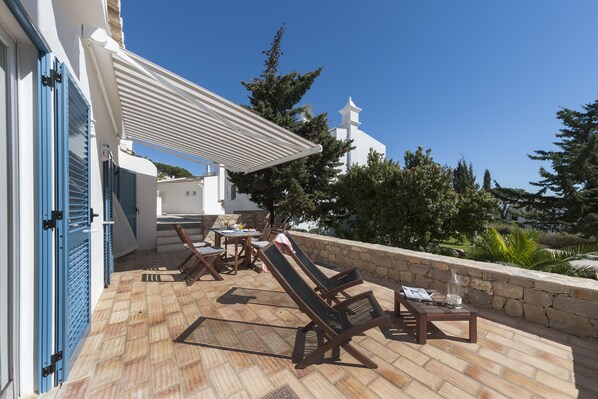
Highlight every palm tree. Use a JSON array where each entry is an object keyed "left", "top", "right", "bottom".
[{"left": 470, "top": 227, "right": 597, "bottom": 278}]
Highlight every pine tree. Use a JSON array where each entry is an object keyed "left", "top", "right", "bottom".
[
  {"left": 453, "top": 156, "right": 477, "bottom": 194},
  {"left": 483, "top": 169, "right": 492, "bottom": 192},
  {"left": 529, "top": 98, "right": 598, "bottom": 240},
  {"left": 227, "top": 24, "right": 352, "bottom": 224},
  {"left": 153, "top": 161, "right": 193, "bottom": 179}
]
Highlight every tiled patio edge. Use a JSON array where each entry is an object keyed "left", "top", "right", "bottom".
[{"left": 290, "top": 231, "right": 598, "bottom": 339}]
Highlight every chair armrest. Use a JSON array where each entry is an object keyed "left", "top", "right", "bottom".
[
  {"left": 321, "top": 279, "right": 364, "bottom": 300},
  {"left": 329, "top": 267, "right": 359, "bottom": 281},
  {"left": 332, "top": 290, "right": 375, "bottom": 310}
]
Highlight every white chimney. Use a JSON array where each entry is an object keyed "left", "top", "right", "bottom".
[{"left": 339, "top": 97, "right": 362, "bottom": 167}]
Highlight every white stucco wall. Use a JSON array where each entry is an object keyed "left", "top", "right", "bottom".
[
  {"left": 158, "top": 180, "right": 204, "bottom": 214},
  {"left": 157, "top": 176, "right": 224, "bottom": 215},
  {"left": 351, "top": 129, "right": 386, "bottom": 164},
  {"left": 14, "top": 28, "right": 39, "bottom": 397},
  {"left": 3, "top": 0, "right": 118, "bottom": 395},
  {"left": 203, "top": 175, "right": 224, "bottom": 215},
  {"left": 329, "top": 126, "right": 386, "bottom": 173}
]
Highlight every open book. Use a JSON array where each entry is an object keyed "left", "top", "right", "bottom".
[{"left": 402, "top": 286, "right": 433, "bottom": 301}]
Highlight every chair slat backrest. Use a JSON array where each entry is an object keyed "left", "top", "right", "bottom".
[
  {"left": 257, "top": 220, "right": 271, "bottom": 241},
  {"left": 284, "top": 233, "right": 330, "bottom": 284},
  {"left": 173, "top": 224, "right": 186, "bottom": 243},
  {"left": 260, "top": 244, "right": 334, "bottom": 330},
  {"left": 258, "top": 224, "right": 271, "bottom": 241},
  {"left": 178, "top": 225, "right": 201, "bottom": 256},
  {"left": 266, "top": 223, "right": 288, "bottom": 241}
]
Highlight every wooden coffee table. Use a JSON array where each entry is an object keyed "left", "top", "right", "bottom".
[{"left": 394, "top": 289, "right": 477, "bottom": 344}]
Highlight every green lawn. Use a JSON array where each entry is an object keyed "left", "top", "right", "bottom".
[{"left": 440, "top": 238, "right": 474, "bottom": 253}]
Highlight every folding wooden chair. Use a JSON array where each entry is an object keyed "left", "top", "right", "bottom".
[
  {"left": 259, "top": 243, "right": 390, "bottom": 369},
  {"left": 250, "top": 223, "right": 288, "bottom": 266},
  {"left": 178, "top": 225, "right": 225, "bottom": 285},
  {"left": 284, "top": 232, "right": 364, "bottom": 303},
  {"left": 173, "top": 224, "right": 211, "bottom": 273}
]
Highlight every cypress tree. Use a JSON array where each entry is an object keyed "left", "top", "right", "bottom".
[
  {"left": 453, "top": 156, "right": 477, "bottom": 194},
  {"left": 227, "top": 24, "right": 352, "bottom": 224},
  {"left": 483, "top": 169, "right": 492, "bottom": 192}
]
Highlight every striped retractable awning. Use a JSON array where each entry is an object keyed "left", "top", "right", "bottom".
[{"left": 109, "top": 49, "right": 321, "bottom": 173}]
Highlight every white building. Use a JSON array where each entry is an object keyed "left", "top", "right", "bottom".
[
  {"left": 224, "top": 176, "right": 263, "bottom": 213},
  {"left": 158, "top": 174, "right": 225, "bottom": 215},
  {"left": 330, "top": 97, "right": 386, "bottom": 173},
  {"left": 224, "top": 97, "right": 386, "bottom": 214},
  {"left": 0, "top": 1, "right": 319, "bottom": 396}
]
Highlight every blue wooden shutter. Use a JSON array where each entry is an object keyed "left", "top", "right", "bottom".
[
  {"left": 38, "top": 53, "right": 54, "bottom": 393},
  {"left": 117, "top": 168, "right": 137, "bottom": 237},
  {"left": 103, "top": 157, "right": 114, "bottom": 286},
  {"left": 54, "top": 63, "right": 91, "bottom": 382}
]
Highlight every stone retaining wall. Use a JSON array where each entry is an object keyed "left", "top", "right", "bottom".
[{"left": 290, "top": 231, "right": 598, "bottom": 338}]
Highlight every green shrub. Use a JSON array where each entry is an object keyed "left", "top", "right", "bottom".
[{"left": 491, "top": 221, "right": 516, "bottom": 236}]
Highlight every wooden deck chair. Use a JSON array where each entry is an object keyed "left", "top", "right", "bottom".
[
  {"left": 284, "top": 232, "right": 364, "bottom": 303},
  {"left": 173, "top": 224, "right": 211, "bottom": 273},
  {"left": 251, "top": 219, "right": 271, "bottom": 243},
  {"left": 259, "top": 243, "right": 390, "bottom": 369},
  {"left": 178, "top": 225, "right": 225, "bottom": 285},
  {"left": 250, "top": 223, "right": 288, "bottom": 266}
]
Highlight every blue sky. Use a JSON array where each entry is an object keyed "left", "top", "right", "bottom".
[{"left": 121, "top": 1, "right": 598, "bottom": 190}]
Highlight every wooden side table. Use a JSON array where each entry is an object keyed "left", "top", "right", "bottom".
[{"left": 394, "top": 289, "right": 477, "bottom": 344}]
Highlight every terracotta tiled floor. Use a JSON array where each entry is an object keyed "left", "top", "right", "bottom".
[{"left": 53, "top": 249, "right": 598, "bottom": 399}]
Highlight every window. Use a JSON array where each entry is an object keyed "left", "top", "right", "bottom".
[
  {"left": 186, "top": 191, "right": 190, "bottom": 196},
  {"left": 231, "top": 184, "right": 237, "bottom": 200},
  {"left": 192, "top": 191, "right": 196, "bottom": 196}
]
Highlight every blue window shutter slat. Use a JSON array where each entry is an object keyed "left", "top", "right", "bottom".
[
  {"left": 103, "top": 159, "right": 114, "bottom": 286},
  {"left": 65, "top": 76, "right": 91, "bottom": 361},
  {"left": 55, "top": 64, "right": 91, "bottom": 383}
]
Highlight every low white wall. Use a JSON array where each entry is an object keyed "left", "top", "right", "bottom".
[{"left": 156, "top": 193, "right": 162, "bottom": 216}]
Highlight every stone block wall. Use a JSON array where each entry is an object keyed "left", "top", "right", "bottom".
[
  {"left": 290, "top": 231, "right": 598, "bottom": 338},
  {"left": 201, "top": 211, "right": 269, "bottom": 244}
]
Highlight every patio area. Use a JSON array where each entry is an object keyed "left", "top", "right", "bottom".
[{"left": 52, "top": 249, "right": 598, "bottom": 399}]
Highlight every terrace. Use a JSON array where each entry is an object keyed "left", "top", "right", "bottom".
[{"left": 52, "top": 237, "right": 598, "bottom": 399}]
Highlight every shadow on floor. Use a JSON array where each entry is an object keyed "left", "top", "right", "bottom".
[
  {"left": 140, "top": 272, "right": 187, "bottom": 283},
  {"left": 175, "top": 316, "right": 370, "bottom": 368},
  {"left": 381, "top": 310, "right": 460, "bottom": 343},
  {"left": 217, "top": 287, "right": 298, "bottom": 309}
]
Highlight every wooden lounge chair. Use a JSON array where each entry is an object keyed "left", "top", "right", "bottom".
[
  {"left": 259, "top": 243, "right": 390, "bottom": 369},
  {"left": 250, "top": 223, "right": 288, "bottom": 266},
  {"left": 178, "top": 225, "right": 225, "bottom": 285},
  {"left": 284, "top": 232, "right": 364, "bottom": 303},
  {"left": 173, "top": 224, "right": 211, "bottom": 273}
]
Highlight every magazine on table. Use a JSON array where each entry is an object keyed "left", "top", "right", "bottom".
[{"left": 402, "top": 286, "right": 433, "bottom": 302}]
